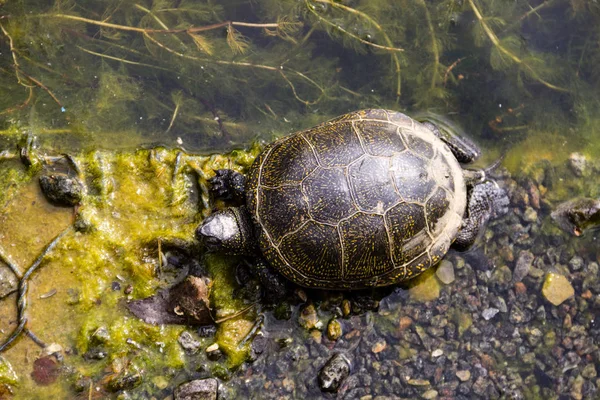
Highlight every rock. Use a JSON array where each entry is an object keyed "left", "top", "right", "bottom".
[
  {"left": 408, "top": 269, "right": 440, "bottom": 302},
  {"left": 551, "top": 198, "right": 600, "bottom": 236},
  {"left": 299, "top": 303, "right": 320, "bottom": 330},
  {"left": 318, "top": 353, "right": 351, "bottom": 393},
  {"left": 482, "top": 308, "right": 499, "bottom": 321},
  {"left": 523, "top": 207, "right": 538, "bottom": 223},
  {"left": 31, "top": 356, "right": 60, "bottom": 385},
  {"left": 456, "top": 370, "right": 471, "bottom": 382},
  {"left": 509, "top": 305, "right": 532, "bottom": 324},
  {"left": 568, "top": 152, "right": 587, "bottom": 177},
  {"left": 327, "top": 319, "right": 342, "bottom": 341},
  {"left": 174, "top": 378, "right": 218, "bottom": 400},
  {"left": 39, "top": 173, "right": 84, "bottom": 206},
  {"left": 542, "top": 273, "right": 575, "bottom": 306},
  {"left": 431, "top": 349, "right": 443, "bottom": 358},
  {"left": 568, "top": 256, "right": 584, "bottom": 272},
  {"left": 422, "top": 389, "right": 438, "bottom": 399},
  {"left": 408, "top": 379, "right": 430, "bottom": 386},
  {"left": 371, "top": 340, "right": 387, "bottom": 353},
  {"left": 398, "top": 316, "right": 413, "bottom": 331},
  {"left": 127, "top": 275, "right": 213, "bottom": 326},
  {"left": 436, "top": 260, "right": 455, "bottom": 284},
  {"left": 0, "top": 265, "right": 18, "bottom": 299},
  {"left": 205, "top": 343, "right": 222, "bottom": 361},
  {"left": 178, "top": 331, "right": 202, "bottom": 354},
  {"left": 513, "top": 250, "right": 534, "bottom": 282},
  {"left": 582, "top": 364, "right": 597, "bottom": 379},
  {"left": 106, "top": 372, "right": 142, "bottom": 392}
]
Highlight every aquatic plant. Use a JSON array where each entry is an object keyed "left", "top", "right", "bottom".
[{"left": 0, "top": 0, "right": 599, "bottom": 152}]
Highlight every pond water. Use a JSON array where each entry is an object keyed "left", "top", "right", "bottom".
[{"left": 1, "top": 1, "right": 600, "bottom": 399}]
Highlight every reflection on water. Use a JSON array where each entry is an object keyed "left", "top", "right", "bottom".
[{"left": 0, "top": 0, "right": 599, "bottom": 399}]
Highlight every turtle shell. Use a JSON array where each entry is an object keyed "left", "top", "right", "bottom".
[{"left": 246, "top": 109, "right": 467, "bottom": 289}]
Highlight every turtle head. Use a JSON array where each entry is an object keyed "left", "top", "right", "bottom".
[{"left": 196, "top": 207, "right": 255, "bottom": 255}]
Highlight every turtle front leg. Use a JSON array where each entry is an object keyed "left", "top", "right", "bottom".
[
  {"left": 253, "top": 258, "right": 289, "bottom": 302},
  {"left": 210, "top": 169, "right": 246, "bottom": 203},
  {"left": 453, "top": 181, "right": 509, "bottom": 250}
]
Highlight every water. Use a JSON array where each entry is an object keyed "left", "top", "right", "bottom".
[{"left": 0, "top": 1, "right": 599, "bottom": 399}]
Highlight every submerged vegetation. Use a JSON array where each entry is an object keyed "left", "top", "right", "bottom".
[
  {"left": 0, "top": 0, "right": 599, "bottom": 153},
  {"left": 1, "top": 0, "right": 600, "bottom": 398}
]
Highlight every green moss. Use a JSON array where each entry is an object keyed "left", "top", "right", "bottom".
[
  {"left": 205, "top": 254, "right": 256, "bottom": 368},
  {"left": 0, "top": 356, "right": 18, "bottom": 386}
]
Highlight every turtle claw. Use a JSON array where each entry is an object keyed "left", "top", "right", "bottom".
[{"left": 209, "top": 169, "right": 246, "bottom": 203}]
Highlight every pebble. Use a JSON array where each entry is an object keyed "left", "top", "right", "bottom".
[
  {"left": 523, "top": 207, "right": 538, "bottom": 222},
  {"left": 0, "top": 265, "right": 17, "bottom": 299},
  {"left": 327, "top": 319, "right": 342, "bottom": 341},
  {"left": 205, "top": 343, "right": 222, "bottom": 361},
  {"left": 174, "top": 378, "right": 218, "bottom": 400},
  {"left": 318, "top": 353, "right": 351, "bottom": 393},
  {"left": 456, "top": 370, "right": 471, "bottom": 382},
  {"left": 408, "top": 379, "right": 431, "bottom": 386},
  {"left": 513, "top": 250, "right": 534, "bottom": 282},
  {"left": 422, "top": 389, "right": 438, "bottom": 399},
  {"left": 398, "top": 316, "right": 413, "bottom": 331},
  {"left": 431, "top": 349, "right": 443, "bottom": 358},
  {"left": 371, "top": 340, "right": 387, "bottom": 353},
  {"left": 408, "top": 270, "right": 440, "bottom": 302},
  {"left": 299, "top": 303, "right": 320, "bottom": 330},
  {"left": 542, "top": 273, "right": 575, "bottom": 306},
  {"left": 568, "top": 152, "right": 587, "bottom": 176},
  {"left": 435, "top": 260, "right": 455, "bottom": 284},
  {"left": 482, "top": 308, "right": 499, "bottom": 321},
  {"left": 569, "top": 256, "right": 584, "bottom": 272},
  {"left": 178, "top": 331, "right": 202, "bottom": 354}
]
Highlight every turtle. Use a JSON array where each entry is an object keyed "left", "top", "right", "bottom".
[{"left": 196, "top": 109, "right": 508, "bottom": 291}]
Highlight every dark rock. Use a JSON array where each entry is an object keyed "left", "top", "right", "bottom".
[
  {"left": 513, "top": 251, "right": 534, "bottom": 282},
  {"left": 39, "top": 173, "right": 84, "bottom": 206},
  {"left": 318, "top": 353, "right": 351, "bottom": 393},
  {"left": 0, "top": 265, "right": 18, "bottom": 299},
  {"left": 178, "top": 331, "right": 202, "bottom": 354},
  {"left": 174, "top": 378, "right": 218, "bottom": 400},
  {"left": 106, "top": 372, "right": 142, "bottom": 392}
]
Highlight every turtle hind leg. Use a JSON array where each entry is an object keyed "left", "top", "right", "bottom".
[
  {"left": 210, "top": 169, "right": 246, "bottom": 203},
  {"left": 453, "top": 181, "right": 509, "bottom": 251}
]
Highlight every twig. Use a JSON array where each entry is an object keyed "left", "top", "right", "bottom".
[
  {"left": 16, "top": 70, "right": 64, "bottom": 109},
  {"left": 76, "top": 45, "right": 172, "bottom": 72},
  {"left": 142, "top": 33, "right": 325, "bottom": 105},
  {"left": 443, "top": 57, "right": 465, "bottom": 86},
  {"left": 46, "top": 13, "right": 282, "bottom": 35},
  {"left": 0, "top": 227, "right": 71, "bottom": 353},
  {"left": 310, "top": 0, "right": 402, "bottom": 100},
  {"left": 468, "top": 0, "right": 569, "bottom": 92}
]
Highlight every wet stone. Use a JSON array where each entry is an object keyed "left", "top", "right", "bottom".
[
  {"left": 205, "top": 343, "right": 222, "bottom": 361},
  {"left": 568, "top": 256, "right": 584, "bottom": 272},
  {"left": 327, "top": 319, "right": 342, "bottom": 341},
  {"left": 435, "top": 260, "right": 455, "bottom": 284},
  {"left": 482, "top": 308, "right": 499, "bottom": 321},
  {"left": 523, "top": 207, "right": 538, "bottom": 223},
  {"left": 39, "top": 173, "right": 84, "bottom": 206},
  {"left": 513, "top": 250, "right": 534, "bottom": 282},
  {"left": 509, "top": 305, "right": 532, "bottom": 324},
  {"left": 568, "top": 152, "right": 587, "bottom": 176},
  {"left": 318, "top": 353, "right": 351, "bottom": 393},
  {"left": 456, "top": 370, "right": 471, "bottom": 382},
  {"left": 178, "top": 331, "right": 202, "bottom": 354},
  {"left": 174, "top": 378, "right": 218, "bottom": 400},
  {"left": 542, "top": 273, "right": 575, "bottom": 306},
  {"left": 0, "top": 265, "right": 18, "bottom": 299}
]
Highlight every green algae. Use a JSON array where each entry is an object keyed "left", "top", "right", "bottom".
[{"left": 0, "top": 144, "right": 260, "bottom": 398}]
